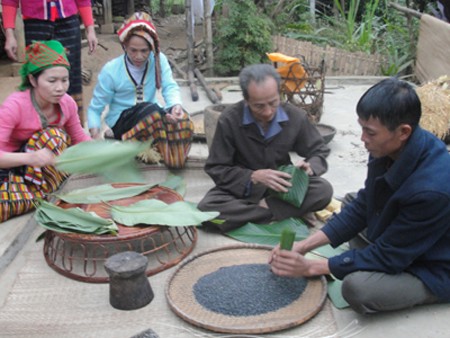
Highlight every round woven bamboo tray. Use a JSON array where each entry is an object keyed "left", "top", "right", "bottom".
[
  {"left": 43, "top": 184, "right": 197, "bottom": 283},
  {"left": 166, "top": 244, "right": 327, "bottom": 334}
]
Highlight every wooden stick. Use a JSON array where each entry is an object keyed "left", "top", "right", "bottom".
[
  {"left": 188, "top": 70, "right": 199, "bottom": 102},
  {"left": 194, "top": 68, "right": 220, "bottom": 104},
  {"left": 168, "top": 57, "right": 187, "bottom": 80},
  {"left": 388, "top": 2, "right": 422, "bottom": 19}
]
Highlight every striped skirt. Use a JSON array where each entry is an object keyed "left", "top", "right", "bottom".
[
  {"left": 0, "top": 128, "right": 71, "bottom": 223},
  {"left": 113, "top": 102, "right": 194, "bottom": 169}
]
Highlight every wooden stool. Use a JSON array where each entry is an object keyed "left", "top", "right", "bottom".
[{"left": 104, "top": 251, "right": 154, "bottom": 310}]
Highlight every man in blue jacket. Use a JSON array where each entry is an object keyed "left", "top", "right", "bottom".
[{"left": 269, "top": 77, "right": 450, "bottom": 314}]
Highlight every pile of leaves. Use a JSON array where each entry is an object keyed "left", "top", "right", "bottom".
[{"left": 35, "top": 176, "right": 219, "bottom": 236}]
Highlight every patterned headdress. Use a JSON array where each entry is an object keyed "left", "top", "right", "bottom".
[
  {"left": 19, "top": 40, "right": 70, "bottom": 91},
  {"left": 117, "top": 12, "right": 161, "bottom": 89}
]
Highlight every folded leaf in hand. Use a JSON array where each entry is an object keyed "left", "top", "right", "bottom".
[
  {"left": 227, "top": 218, "right": 310, "bottom": 246},
  {"left": 54, "top": 183, "right": 156, "bottom": 204},
  {"left": 269, "top": 164, "right": 309, "bottom": 208},
  {"left": 34, "top": 200, "right": 118, "bottom": 235},
  {"left": 55, "top": 140, "right": 149, "bottom": 182},
  {"left": 110, "top": 199, "right": 219, "bottom": 226}
]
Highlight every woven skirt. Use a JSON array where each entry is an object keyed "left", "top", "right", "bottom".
[
  {"left": 113, "top": 102, "right": 194, "bottom": 169},
  {"left": 0, "top": 128, "right": 71, "bottom": 223}
]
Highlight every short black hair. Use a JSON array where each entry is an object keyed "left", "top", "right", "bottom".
[
  {"left": 356, "top": 77, "right": 421, "bottom": 131},
  {"left": 239, "top": 64, "right": 281, "bottom": 100}
]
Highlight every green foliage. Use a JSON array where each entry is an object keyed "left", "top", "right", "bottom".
[
  {"left": 272, "top": 0, "right": 419, "bottom": 77},
  {"left": 213, "top": 0, "right": 274, "bottom": 76}
]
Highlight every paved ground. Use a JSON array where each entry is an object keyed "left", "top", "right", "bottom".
[{"left": 1, "top": 73, "right": 449, "bottom": 337}]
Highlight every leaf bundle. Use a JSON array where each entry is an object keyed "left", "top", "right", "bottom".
[
  {"left": 280, "top": 228, "right": 296, "bottom": 250},
  {"left": 269, "top": 164, "right": 309, "bottom": 208},
  {"left": 110, "top": 199, "right": 219, "bottom": 227},
  {"left": 35, "top": 200, "right": 118, "bottom": 235}
]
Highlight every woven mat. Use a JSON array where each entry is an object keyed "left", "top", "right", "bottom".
[
  {"left": 166, "top": 244, "right": 327, "bottom": 334},
  {"left": 0, "top": 166, "right": 339, "bottom": 337}
]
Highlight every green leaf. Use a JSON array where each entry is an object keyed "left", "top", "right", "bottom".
[
  {"left": 226, "top": 218, "right": 310, "bottom": 246},
  {"left": 269, "top": 165, "right": 309, "bottom": 208},
  {"left": 110, "top": 199, "right": 219, "bottom": 227},
  {"left": 34, "top": 200, "right": 118, "bottom": 235},
  {"left": 312, "top": 242, "right": 349, "bottom": 258},
  {"left": 327, "top": 279, "right": 350, "bottom": 309},
  {"left": 159, "top": 173, "right": 186, "bottom": 196},
  {"left": 56, "top": 140, "right": 149, "bottom": 182},
  {"left": 54, "top": 183, "right": 156, "bottom": 204}
]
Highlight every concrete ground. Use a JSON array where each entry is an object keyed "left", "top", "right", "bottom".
[{"left": 0, "top": 76, "right": 449, "bottom": 337}]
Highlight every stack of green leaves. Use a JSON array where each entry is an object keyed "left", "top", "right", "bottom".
[
  {"left": 56, "top": 140, "right": 150, "bottom": 183},
  {"left": 35, "top": 200, "right": 118, "bottom": 235}
]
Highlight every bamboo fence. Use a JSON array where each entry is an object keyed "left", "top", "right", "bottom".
[{"left": 272, "top": 36, "right": 388, "bottom": 76}]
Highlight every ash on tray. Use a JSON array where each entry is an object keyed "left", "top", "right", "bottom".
[{"left": 193, "top": 263, "right": 307, "bottom": 316}]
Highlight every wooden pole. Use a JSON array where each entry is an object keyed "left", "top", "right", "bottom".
[
  {"left": 186, "top": 0, "right": 199, "bottom": 101},
  {"left": 194, "top": 68, "right": 220, "bottom": 104},
  {"left": 102, "top": 0, "right": 115, "bottom": 34},
  {"left": 388, "top": 2, "right": 422, "bottom": 19},
  {"left": 15, "top": 9, "right": 26, "bottom": 63},
  {"left": 310, "top": 0, "right": 316, "bottom": 24},
  {"left": 204, "top": 0, "right": 214, "bottom": 76}
]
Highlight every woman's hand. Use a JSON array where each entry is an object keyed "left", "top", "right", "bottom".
[
  {"left": 28, "top": 148, "right": 56, "bottom": 167},
  {"left": 4, "top": 28, "right": 18, "bottom": 61},
  {"left": 89, "top": 128, "right": 102, "bottom": 140},
  {"left": 85, "top": 26, "right": 98, "bottom": 55},
  {"left": 165, "top": 105, "right": 184, "bottom": 124}
]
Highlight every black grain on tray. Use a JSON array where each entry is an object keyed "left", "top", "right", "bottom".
[{"left": 193, "top": 263, "right": 307, "bottom": 316}]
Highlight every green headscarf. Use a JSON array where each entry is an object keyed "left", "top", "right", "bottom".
[{"left": 19, "top": 40, "right": 70, "bottom": 91}]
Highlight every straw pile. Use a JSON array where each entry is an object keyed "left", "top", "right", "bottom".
[{"left": 416, "top": 75, "right": 450, "bottom": 140}]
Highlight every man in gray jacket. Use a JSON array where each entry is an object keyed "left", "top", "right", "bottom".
[{"left": 198, "top": 64, "right": 333, "bottom": 232}]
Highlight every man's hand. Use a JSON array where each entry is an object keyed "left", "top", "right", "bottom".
[
  {"left": 295, "top": 159, "right": 314, "bottom": 176},
  {"left": 269, "top": 246, "right": 330, "bottom": 277},
  {"left": 165, "top": 105, "right": 184, "bottom": 124},
  {"left": 251, "top": 169, "right": 292, "bottom": 192},
  {"left": 4, "top": 29, "right": 18, "bottom": 61}
]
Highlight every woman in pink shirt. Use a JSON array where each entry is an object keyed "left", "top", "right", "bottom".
[
  {"left": 1, "top": 0, "right": 98, "bottom": 125},
  {"left": 0, "top": 40, "right": 91, "bottom": 223}
]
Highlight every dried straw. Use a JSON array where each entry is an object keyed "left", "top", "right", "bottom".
[
  {"left": 416, "top": 76, "right": 450, "bottom": 140},
  {"left": 137, "top": 146, "right": 162, "bottom": 164}
]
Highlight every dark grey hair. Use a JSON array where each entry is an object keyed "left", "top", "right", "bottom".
[{"left": 239, "top": 64, "right": 281, "bottom": 100}]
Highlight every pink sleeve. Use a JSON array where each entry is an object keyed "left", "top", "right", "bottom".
[
  {"left": 0, "top": 94, "right": 20, "bottom": 154},
  {"left": 1, "top": 5, "right": 17, "bottom": 29},
  {"left": 78, "top": 6, "right": 94, "bottom": 27}
]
